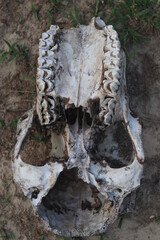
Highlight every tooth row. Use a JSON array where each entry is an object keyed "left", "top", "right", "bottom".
[
  {"left": 36, "top": 25, "right": 59, "bottom": 125},
  {"left": 99, "top": 98, "right": 116, "bottom": 125},
  {"left": 101, "top": 26, "right": 121, "bottom": 126},
  {"left": 103, "top": 25, "right": 121, "bottom": 92}
]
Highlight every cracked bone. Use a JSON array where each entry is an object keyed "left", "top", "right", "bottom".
[{"left": 12, "top": 18, "right": 144, "bottom": 237}]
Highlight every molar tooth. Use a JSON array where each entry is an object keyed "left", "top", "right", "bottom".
[
  {"left": 39, "top": 49, "right": 47, "bottom": 57},
  {"left": 103, "top": 80, "right": 114, "bottom": 96},
  {"left": 42, "top": 33, "right": 50, "bottom": 40},
  {"left": 36, "top": 78, "right": 45, "bottom": 93},
  {"left": 38, "top": 57, "right": 46, "bottom": 68},
  {"left": 48, "top": 98, "right": 56, "bottom": 109},
  {"left": 47, "top": 50, "right": 57, "bottom": 59},
  {"left": 110, "top": 82, "right": 119, "bottom": 93},
  {"left": 101, "top": 98, "right": 111, "bottom": 109},
  {"left": 103, "top": 80, "right": 118, "bottom": 96},
  {"left": 44, "top": 79, "right": 55, "bottom": 92},
  {"left": 47, "top": 91, "right": 56, "bottom": 98},
  {"left": 99, "top": 110, "right": 109, "bottom": 121},
  {"left": 44, "top": 69, "right": 54, "bottom": 80},
  {"left": 37, "top": 68, "right": 45, "bottom": 78},
  {"left": 47, "top": 25, "right": 59, "bottom": 36},
  {"left": 104, "top": 112, "right": 113, "bottom": 125},
  {"left": 41, "top": 59, "right": 56, "bottom": 69},
  {"left": 108, "top": 99, "right": 116, "bottom": 110},
  {"left": 103, "top": 26, "right": 108, "bottom": 36},
  {"left": 104, "top": 50, "right": 120, "bottom": 61},
  {"left": 39, "top": 39, "right": 48, "bottom": 50},
  {"left": 106, "top": 25, "right": 114, "bottom": 33},
  {"left": 50, "top": 44, "right": 58, "bottom": 51}
]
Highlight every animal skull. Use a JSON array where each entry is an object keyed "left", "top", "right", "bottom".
[{"left": 12, "top": 18, "right": 144, "bottom": 237}]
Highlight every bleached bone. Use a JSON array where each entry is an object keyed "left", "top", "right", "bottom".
[{"left": 12, "top": 18, "right": 144, "bottom": 237}]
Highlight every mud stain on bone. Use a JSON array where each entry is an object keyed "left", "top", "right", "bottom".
[
  {"left": 95, "top": 121, "right": 133, "bottom": 168},
  {"left": 20, "top": 115, "right": 67, "bottom": 166}
]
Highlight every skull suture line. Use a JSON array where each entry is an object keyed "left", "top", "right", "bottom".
[{"left": 12, "top": 18, "right": 144, "bottom": 237}]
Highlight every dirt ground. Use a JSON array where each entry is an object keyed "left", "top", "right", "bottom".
[{"left": 0, "top": 0, "right": 160, "bottom": 239}]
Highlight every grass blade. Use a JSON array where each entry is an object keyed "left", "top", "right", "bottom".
[{"left": 32, "top": 3, "right": 38, "bottom": 20}]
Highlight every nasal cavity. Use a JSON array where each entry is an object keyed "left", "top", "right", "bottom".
[{"left": 65, "top": 108, "right": 77, "bottom": 124}]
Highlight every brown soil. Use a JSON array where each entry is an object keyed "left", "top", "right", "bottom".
[{"left": 0, "top": 0, "right": 160, "bottom": 240}]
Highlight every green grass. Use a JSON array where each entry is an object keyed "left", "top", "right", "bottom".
[
  {"left": 31, "top": 133, "right": 45, "bottom": 142},
  {"left": 9, "top": 119, "right": 18, "bottom": 129},
  {"left": 0, "top": 229, "right": 15, "bottom": 240},
  {"left": 46, "top": 0, "right": 65, "bottom": 26},
  {"left": 89, "top": 0, "right": 159, "bottom": 46},
  {"left": 0, "top": 120, "right": 5, "bottom": 127},
  {"left": 2, "top": 180, "right": 8, "bottom": 190},
  {"left": 0, "top": 40, "right": 28, "bottom": 65},
  {"left": 118, "top": 213, "right": 130, "bottom": 228},
  {"left": 155, "top": 216, "right": 160, "bottom": 223},
  {"left": 39, "top": 236, "right": 44, "bottom": 240},
  {"left": 32, "top": 3, "right": 38, "bottom": 20},
  {"left": 69, "top": 2, "right": 81, "bottom": 26}
]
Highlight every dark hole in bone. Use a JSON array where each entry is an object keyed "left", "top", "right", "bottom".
[
  {"left": 65, "top": 108, "right": 77, "bottom": 124},
  {"left": 37, "top": 168, "right": 113, "bottom": 236},
  {"left": 32, "top": 188, "right": 40, "bottom": 199}
]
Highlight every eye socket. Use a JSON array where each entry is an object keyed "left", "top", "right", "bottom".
[{"left": 65, "top": 108, "right": 77, "bottom": 124}]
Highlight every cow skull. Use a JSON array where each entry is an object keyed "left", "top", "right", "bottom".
[{"left": 12, "top": 18, "right": 144, "bottom": 237}]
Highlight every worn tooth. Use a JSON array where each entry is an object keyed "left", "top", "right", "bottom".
[
  {"left": 37, "top": 68, "right": 44, "bottom": 78},
  {"left": 101, "top": 98, "right": 111, "bottom": 110},
  {"left": 44, "top": 79, "right": 54, "bottom": 92},
  {"left": 103, "top": 57, "right": 120, "bottom": 70},
  {"left": 104, "top": 70, "right": 120, "bottom": 81},
  {"left": 39, "top": 49, "right": 57, "bottom": 59},
  {"left": 50, "top": 44, "right": 58, "bottom": 51},
  {"left": 104, "top": 70, "right": 113, "bottom": 81},
  {"left": 47, "top": 91, "right": 56, "bottom": 98},
  {"left": 104, "top": 112, "right": 112, "bottom": 125},
  {"left": 47, "top": 50, "right": 57, "bottom": 59},
  {"left": 108, "top": 99, "right": 116, "bottom": 110},
  {"left": 110, "top": 33, "right": 119, "bottom": 41},
  {"left": 42, "top": 32, "right": 50, "bottom": 40},
  {"left": 110, "top": 82, "right": 119, "bottom": 93},
  {"left": 106, "top": 25, "right": 114, "bottom": 33},
  {"left": 103, "top": 80, "right": 119, "bottom": 96},
  {"left": 110, "top": 57, "right": 120, "bottom": 67},
  {"left": 103, "top": 26, "right": 108, "bottom": 36},
  {"left": 39, "top": 58, "right": 56, "bottom": 69},
  {"left": 38, "top": 57, "right": 46, "bottom": 67},
  {"left": 45, "top": 69, "right": 55, "bottom": 80},
  {"left": 47, "top": 25, "right": 59, "bottom": 36},
  {"left": 37, "top": 78, "right": 45, "bottom": 93},
  {"left": 103, "top": 80, "right": 114, "bottom": 96},
  {"left": 104, "top": 50, "right": 120, "bottom": 59},
  {"left": 99, "top": 110, "right": 108, "bottom": 121},
  {"left": 48, "top": 98, "right": 56, "bottom": 110},
  {"left": 39, "top": 39, "right": 48, "bottom": 50}
]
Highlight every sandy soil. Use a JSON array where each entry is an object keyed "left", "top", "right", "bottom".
[{"left": 0, "top": 0, "right": 160, "bottom": 239}]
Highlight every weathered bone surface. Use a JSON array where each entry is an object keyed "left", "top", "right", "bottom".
[{"left": 12, "top": 18, "right": 144, "bottom": 237}]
